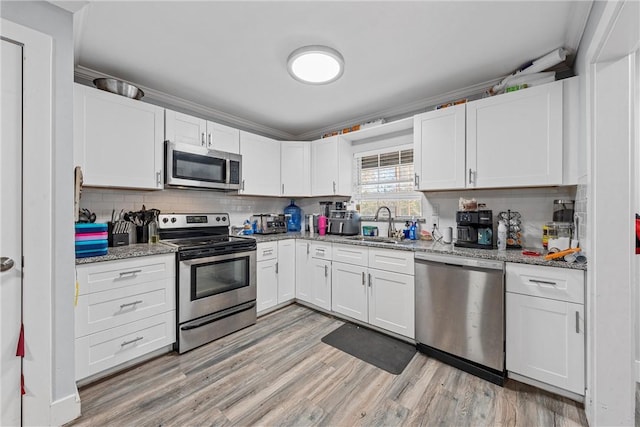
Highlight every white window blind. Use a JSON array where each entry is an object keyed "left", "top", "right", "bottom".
[{"left": 353, "top": 146, "right": 422, "bottom": 218}]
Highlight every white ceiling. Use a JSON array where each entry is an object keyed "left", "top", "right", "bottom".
[{"left": 72, "top": 1, "right": 592, "bottom": 140}]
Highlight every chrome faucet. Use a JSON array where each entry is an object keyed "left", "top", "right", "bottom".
[{"left": 374, "top": 206, "right": 394, "bottom": 237}]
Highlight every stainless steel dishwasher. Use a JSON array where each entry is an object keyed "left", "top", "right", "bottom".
[{"left": 415, "top": 252, "right": 505, "bottom": 385}]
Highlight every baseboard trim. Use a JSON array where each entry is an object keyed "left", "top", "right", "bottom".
[
  {"left": 50, "top": 389, "right": 81, "bottom": 426},
  {"left": 508, "top": 371, "right": 584, "bottom": 403}
]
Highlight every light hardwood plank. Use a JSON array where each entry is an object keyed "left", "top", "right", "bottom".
[{"left": 67, "top": 304, "right": 587, "bottom": 427}]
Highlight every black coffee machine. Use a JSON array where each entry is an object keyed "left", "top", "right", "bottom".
[{"left": 455, "top": 210, "right": 494, "bottom": 249}]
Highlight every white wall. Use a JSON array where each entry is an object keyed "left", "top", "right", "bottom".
[{"left": 0, "top": 0, "right": 76, "bottom": 407}]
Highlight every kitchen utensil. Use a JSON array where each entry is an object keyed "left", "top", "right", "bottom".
[
  {"left": 553, "top": 199, "right": 575, "bottom": 222},
  {"left": 544, "top": 247, "right": 580, "bottom": 260},
  {"left": 442, "top": 227, "right": 453, "bottom": 244},
  {"left": 522, "top": 250, "right": 540, "bottom": 256},
  {"left": 93, "top": 78, "right": 144, "bottom": 100},
  {"left": 78, "top": 208, "right": 96, "bottom": 223}
]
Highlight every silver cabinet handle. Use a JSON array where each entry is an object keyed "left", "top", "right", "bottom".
[
  {"left": 333, "top": 181, "right": 336, "bottom": 194},
  {"left": 324, "top": 265, "right": 328, "bottom": 277},
  {"left": 307, "top": 243, "right": 310, "bottom": 255},
  {"left": 468, "top": 168, "right": 473, "bottom": 184},
  {"left": 0, "top": 257, "right": 15, "bottom": 272},
  {"left": 201, "top": 132, "right": 206, "bottom": 146},
  {"left": 576, "top": 311, "right": 580, "bottom": 333},
  {"left": 282, "top": 183, "right": 285, "bottom": 195},
  {"left": 414, "top": 173, "right": 419, "bottom": 187},
  {"left": 275, "top": 262, "right": 279, "bottom": 274},
  {"left": 120, "top": 300, "right": 143, "bottom": 309},
  {"left": 121, "top": 336, "right": 143, "bottom": 347},
  {"left": 368, "top": 273, "right": 372, "bottom": 288},
  {"left": 119, "top": 269, "right": 142, "bottom": 277},
  {"left": 362, "top": 271, "right": 365, "bottom": 286},
  {"left": 529, "top": 279, "right": 557, "bottom": 286},
  {"left": 241, "top": 179, "right": 245, "bottom": 191},
  {"left": 208, "top": 132, "right": 212, "bottom": 148},
  {"left": 156, "top": 171, "right": 162, "bottom": 186}
]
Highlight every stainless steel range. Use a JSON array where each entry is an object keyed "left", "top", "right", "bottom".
[{"left": 159, "top": 213, "right": 257, "bottom": 353}]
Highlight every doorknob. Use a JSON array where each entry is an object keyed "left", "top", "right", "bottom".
[{"left": 1, "top": 257, "right": 15, "bottom": 272}]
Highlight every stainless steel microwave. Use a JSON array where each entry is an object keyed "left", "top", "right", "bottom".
[{"left": 165, "top": 141, "right": 242, "bottom": 190}]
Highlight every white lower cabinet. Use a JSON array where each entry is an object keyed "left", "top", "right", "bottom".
[
  {"left": 256, "top": 240, "right": 296, "bottom": 314},
  {"left": 505, "top": 263, "right": 585, "bottom": 396},
  {"left": 295, "top": 240, "right": 313, "bottom": 303},
  {"left": 295, "top": 240, "right": 332, "bottom": 310},
  {"left": 310, "top": 258, "right": 332, "bottom": 311},
  {"left": 331, "top": 244, "right": 415, "bottom": 339},
  {"left": 75, "top": 254, "right": 176, "bottom": 381}
]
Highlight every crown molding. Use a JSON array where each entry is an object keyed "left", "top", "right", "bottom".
[
  {"left": 74, "top": 65, "right": 298, "bottom": 140},
  {"left": 294, "top": 76, "right": 504, "bottom": 141}
]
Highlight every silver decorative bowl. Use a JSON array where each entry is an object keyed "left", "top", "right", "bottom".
[{"left": 93, "top": 78, "right": 144, "bottom": 100}]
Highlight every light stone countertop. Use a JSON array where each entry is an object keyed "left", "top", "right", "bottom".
[
  {"left": 247, "top": 232, "right": 587, "bottom": 271},
  {"left": 75, "top": 242, "right": 177, "bottom": 265}
]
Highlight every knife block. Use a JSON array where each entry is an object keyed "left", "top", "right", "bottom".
[
  {"left": 135, "top": 225, "right": 148, "bottom": 244},
  {"left": 108, "top": 222, "right": 130, "bottom": 247}
]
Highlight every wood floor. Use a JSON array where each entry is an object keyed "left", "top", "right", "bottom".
[{"left": 68, "top": 304, "right": 589, "bottom": 427}]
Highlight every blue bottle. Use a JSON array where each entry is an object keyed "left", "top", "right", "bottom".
[
  {"left": 284, "top": 199, "right": 302, "bottom": 232},
  {"left": 409, "top": 221, "right": 417, "bottom": 240}
]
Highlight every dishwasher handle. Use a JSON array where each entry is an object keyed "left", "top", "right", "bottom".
[{"left": 415, "top": 252, "right": 504, "bottom": 271}]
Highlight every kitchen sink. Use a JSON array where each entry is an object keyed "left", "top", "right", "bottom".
[{"left": 345, "top": 236, "right": 404, "bottom": 244}]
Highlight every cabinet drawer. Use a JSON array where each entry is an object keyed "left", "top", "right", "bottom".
[
  {"left": 506, "top": 263, "right": 584, "bottom": 304},
  {"left": 76, "top": 254, "right": 175, "bottom": 295},
  {"left": 257, "top": 241, "right": 278, "bottom": 261},
  {"left": 76, "top": 278, "right": 176, "bottom": 338},
  {"left": 310, "top": 242, "right": 332, "bottom": 259},
  {"left": 332, "top": 244, "right": 368, "bottom": 267},
  {"left": 369, "top": 249, "right": 414, "bottom": 275},
  {"left": 75, "top": 311, "right": 176, "bottom": 381}
]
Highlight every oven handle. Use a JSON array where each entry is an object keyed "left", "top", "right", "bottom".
[
  {"left": 180, "top": 250, "right": 256, "bottom": 266},
  {"left": 180, "top": 301, "right": 256, "bottom": 331}
]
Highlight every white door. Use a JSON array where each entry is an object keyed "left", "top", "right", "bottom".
[
  {"left": 295, "top": 241, "right": 312, "bottom": 303},
  {"left": 331, "top": 262, "right": 367, "bottom": 322},
  {"left": 413, "top": 104, "right": 466, "bottom": 190},
  {"left": 1, "top": 38, "right": 23, "bottom": 427},
  {"left": 165, "top": 109, "right": 207, "bottom": 147},
  {"left": 311, "top": 259, "right": 332, "bottom": 311},
  {"left": 207, "top": 121, "right": 239, "bottom": 154},
  {"left": 281, "top": 141, "right": 311, "bottom": 196},
  {"left": 239, "top": 131, "right": 281, "bottom": 196},
  {"left": 256, "top": 259, "right": 278, "bottom": 313},
  {"left": 277, "top": 240, "right": 296, "bottom": 303},
  {"left": 368, "top": 269, "right": 415, "bottom": 339},
  {"left": 311, "top": 137, "right": 338, "bottom": 196}
]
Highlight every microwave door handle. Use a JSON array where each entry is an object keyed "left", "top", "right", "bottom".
[{"left": 225, "top": 158, "right": 231, "bottom": 184}]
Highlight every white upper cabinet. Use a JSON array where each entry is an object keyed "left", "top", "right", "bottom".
[
  {"left": 74, "top": 84, "right": 164, "bottom": 190},
  {"left": 413, "top": 104, "right": 466, "bottom": 190},
  {"left": 281, "top": 141, "right": 311, "bottom": 197},
  {"left": 239, "top": 131, "right": 281, "bottom": 196},
  {"left": 311, "top": 135, "right": 352, "bottom": 196},
  {"left": 467, "top": 80, "right": 563, "bottom": 188},
  {"left": 165, "top": 109, "right": 240, "bottom": 153}
]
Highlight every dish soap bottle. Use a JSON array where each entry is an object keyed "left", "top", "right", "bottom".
[
  {"left": 284, "top": 199, "right": 302, "bottom": 232},
  {"left": 497, "top": 220, "right": 507, "bottom": 251},
  {"left": 409, "top": 220, "right": 417, "bottom": 240}
]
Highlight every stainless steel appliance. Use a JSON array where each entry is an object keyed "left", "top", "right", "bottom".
[
  {"left": 415, "top": 252, "right": 505, "bottom": 385},
  {"left": 165, "top": 141, "right": 241, "bottom": 190},
  {"left": 159, "top": 213, "right": 256, "bottom": 353},
  {"left": 327, "top": 210, "right": 361, "bottom": 235},
  {"left": 251, "top": 214, "right": 287, "bottom": 234},
  {"left": 455, "top": 210, "right": 494, "bottom": 249}
]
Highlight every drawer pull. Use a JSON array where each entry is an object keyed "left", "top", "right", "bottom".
[
  {"left": 119, "top": 269, "right": 142, "bottom": 277},
  {"left": 529, "top": 279, "right": 557, "bottom": 286},
  {"left": 120, "top": 300, "right": 143, "bottom": 309},
  {"left": 262, "top": 249, "right": 273, "bottom": 256},
  {"left": 121, "top": 336, "right": 143, "bottom": 347},
  {"left": 324, "top": 265, "right": 328, "bottom": 277}
]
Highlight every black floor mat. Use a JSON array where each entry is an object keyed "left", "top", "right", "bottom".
[{"left": 321, "top": 323, "right": 416, "bottom": 375}]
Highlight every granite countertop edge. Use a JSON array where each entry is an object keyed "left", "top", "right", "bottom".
[
  {"left": 76, "top": 233, "right": 586, "bottom": 271},
  {"left": 248, "top": 232, "right": 587, "bottom": 271}
]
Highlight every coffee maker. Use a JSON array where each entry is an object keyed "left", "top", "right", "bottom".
[{"left": 455, "top": 210, "right": 493, "bottom": 249}]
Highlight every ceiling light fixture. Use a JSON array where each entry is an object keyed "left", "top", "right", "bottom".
[{"left": 287, "top": 45, "right": 344, "bottom": 85}]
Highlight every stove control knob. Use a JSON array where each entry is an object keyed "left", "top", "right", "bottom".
[
  {"left": 222, "top": 216, "right": 227, "bottom": 222},
  {"left": 171, "top": 217, "right": 177, "bottom": 223},
  {"left": 162, "top": 218, "right": 169, "bottom": 223},
  {"left": 216, "top": 216, "right": 221, "bottom": 222}
]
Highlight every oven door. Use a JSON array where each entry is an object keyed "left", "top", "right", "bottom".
[
  {"left": 178, "top": 249, "right": 256, "bottom": 323},
  {"left": 166, "top": 141, "right": 232, "bottom": 190}
]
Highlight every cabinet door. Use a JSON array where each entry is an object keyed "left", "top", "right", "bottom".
[
  {"left": 311, "top": 136, "right": 352, "bottom": 196},
  {"left": 165, "top": 109, "right": 207, "bottom": 147},
  {"left": 239, "top": 131, "right": 281, "bottom": 196},
  {"left": 277, "top": 239, "right": 296, "bottom": 303},
  {"left": 74, "top": 84, "right": 164, "bottom": 190},
  {"left": 467, "top": 81, "right": 563, "bottom": 188},
  {"left": 311, "top": 259, "right": 332, "bottom": 311},
  {"left": 332, "top": 262, "right": 367, "bottom": 322},
  {"left": 256, "top": 259, "right": 278, "bottom": 313},
  {"left": 281, "top": 141, "right": 311, "bottom": 196},
  {"left": 506, "top": 293, "right": 584, "bottom": 394},
  {"left": 368, "top": 269, "right": 415, "bottom": 339},
  {"left": 207, "top": 121, "right": 240, "bottom": 154},
  {"left": 295, "top": 241, "right": 313, "bottom": 303},
  {"left": 413, "top": 104, "right": 466, "bottom": 190}
]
